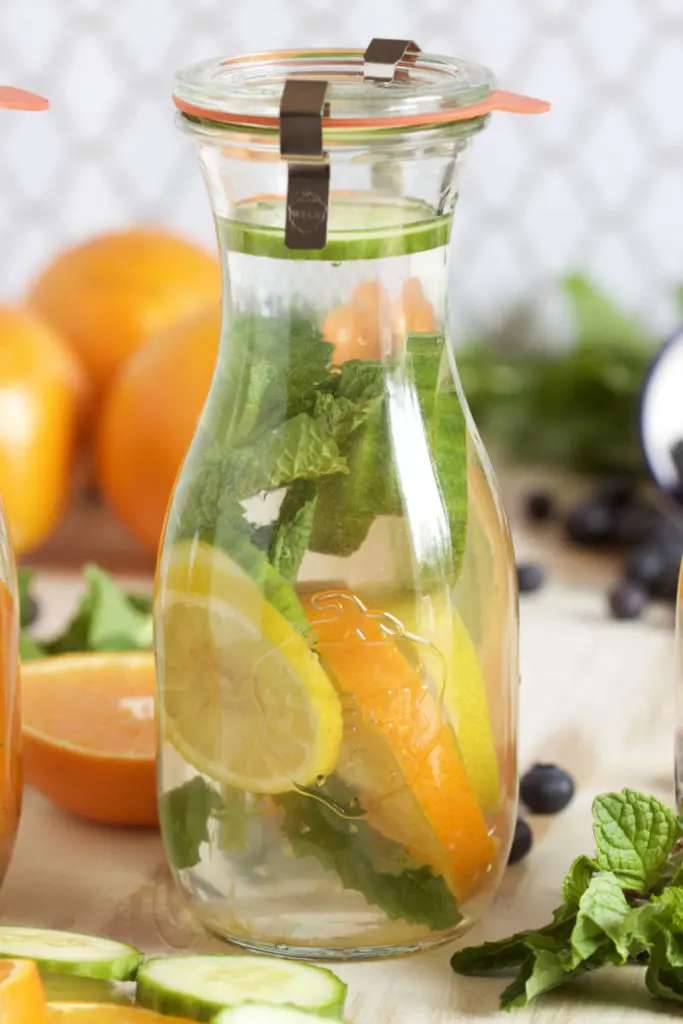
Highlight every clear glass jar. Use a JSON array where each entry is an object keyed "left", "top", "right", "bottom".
[
  {"left": 0, "top": 85, "right": 49, "bottom": 883},
  {"left": 155, "top": 46, "right": 547, "bottom": 959}
]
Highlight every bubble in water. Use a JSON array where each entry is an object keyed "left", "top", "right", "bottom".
[
  {"left": 315, "top": 774, "right": 326, "bottom": 788},
  {"left": 331, "top": 260, "right": 342, "bottom": 268},
  {"left": 349, "top": 823, "right": 359, "bottom": 835},
  {"left": 349, "top": 796, "right": 360, "bottom": 809},
  {"left": 299, "top": 823, "right": 311, "bottom": 835}
]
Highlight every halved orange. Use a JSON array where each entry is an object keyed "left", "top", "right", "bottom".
[
  {"left": 47, "top": 1006, "right": 192, "bottom": 1022},
  {"left": 21, "top": 652, "right": 157, "bottom": 827},
  {"left": 300, "top": 589, "right": 496, "bottom": 901},
  {"left": 0, "top": 958, "right": 47, "bottom": 1023}
]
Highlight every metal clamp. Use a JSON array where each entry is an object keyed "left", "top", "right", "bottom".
[
  {"left": 280, "top": 78, "right": 330, "bottom": 250},
  {"left": 363, "top": 38, "right": 421, "bottom": 82}
]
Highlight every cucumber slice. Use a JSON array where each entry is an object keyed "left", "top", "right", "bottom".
[
  {"left": 218, "top": 195, "right": 451, "bottom": 261},
  {"left": 0, "top": 926, "right": 143, "bottom": 980},
  {"left": 136, "top": 955, "right": 347, "bottom": 1022},
  {"left": 214, "top": 1007, "right": 351, "bottom": 1024}
]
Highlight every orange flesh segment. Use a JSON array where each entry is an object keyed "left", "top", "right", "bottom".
[
  {"left": 302, "top": 590, "right": 496, "bottom": 901},
  {"left": 21, "top": 653, "right": 155, "bottom": 758},
  {"left": 47, "top": 1006, "right": 192, "bottom": 1022},
  {"left": 0, "top": 959, "right": 47, "bottom": 1024}
]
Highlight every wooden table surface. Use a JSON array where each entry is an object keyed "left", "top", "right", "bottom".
[{"left": 2, "top": 520, "right": 680, "bottom": 1022}]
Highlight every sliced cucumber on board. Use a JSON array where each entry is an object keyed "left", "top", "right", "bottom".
[
  {"left": 136, "top": 955, "right": 347, "bottom": 1022},
  {"left": 214, "top": 1006, "right": 351, "bottom": 1024},
  {"left": 0, "top": 926, "right": 143, "bottom": 980}
]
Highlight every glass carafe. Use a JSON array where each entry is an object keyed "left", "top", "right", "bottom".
[
  {"left": 155, "top": 44, "right": 548, "bottom": 959},
  {"left": 0, "top": 85, "right": 49, "bottom": 882}
]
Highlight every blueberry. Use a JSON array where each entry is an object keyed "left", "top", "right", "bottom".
[
  {"left": 609, "top": 580, "right": 647, "bottom": 621},
  {"left": 520, "top": 763, "right": 575, "bottom": 815},
  {"left": 517, "top": 562, "right": 545, "bottom": 594},
  {"left": 524, "top": 491, "right": 555, "bottom": 523},
  {"left": 625, "top": 544, "right": 668, "bottom": 592},
  {"left": 650, "top": 559, "right": 680, "bottom": 603},
  {"left": 565, "top": 501, "right": 616, "bottom": 547},
  {"left": 594, "top": 475, "right": 637, "bottom": 509},
  {"left": 508, "top": 817, "right": 533, "bottom": 865},
  {"left": 613, "top": 502, "right": 663, "bottom": 547}
]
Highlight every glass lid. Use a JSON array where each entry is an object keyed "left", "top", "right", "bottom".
[{"left": 173, "top": 44, "right": 549, "bottom": 131}]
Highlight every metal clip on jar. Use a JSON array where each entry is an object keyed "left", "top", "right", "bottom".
[{"left": 155, "top": 40, "right": 549, "bottom": 959}]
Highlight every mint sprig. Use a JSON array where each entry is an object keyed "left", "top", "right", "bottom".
[{"left": 451, "top": 789, "right": 683, "bottom": 1011}]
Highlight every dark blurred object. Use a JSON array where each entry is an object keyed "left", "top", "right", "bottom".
[
  {"left": 671, "top": 440, "right": 683, "bottom": 490},
  {"left": 565, "top": 501, "right": 616, "bottom": 547},
  {"left": 609, "top": 580, "right": 648, "bottom": 621},
  {"left": 524, "top": 490, "right": 556, "bottom": 522},
  {"left": 459, "top": 274, "right": 655, "bottom": 479},
  {"left": 517, "top": 562, "right": 545, "bottom": 594},
  {"left": 520, "top": 763, "right": 575, "bottom": 814},
  {"left": 613, "top": 501, "right": 663, "bottom": 547},
  {"left": 508, "top": 817, "right": 533, "bottom": 865},
  {"left": 595, "top": 475, "right": 637, "bottom": 509}
]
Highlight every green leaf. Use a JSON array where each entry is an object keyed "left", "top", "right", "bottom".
[
  {"left": 593, "top": 790, "right": 681, "bottom": 891},
  {"left": 17, "top": 568, "right": 35, "bottom": 629},
  {"left": 569, "top": 872, "right": 633, "bottom": 964},
  {"left": 562, "top": 855, "right": 599, "bottom": 908},
  {"left": 564, "top": 273, "right": 652, "bottom": 354},
  {"left": 207, "top": 502, "right": 310, "bottom": 632},
  {"left": 406, "top": 333, "right": 468, "bottom": 583},
  {"left": 38, "top": 566, "right": 153, "bottom": 657},
  {"left": 501, "top": 949, "right": 574, "bottom": 1012},
  {"left": 268, "top": 481, "right": 317, "bottom": 583},
  {"left": 276, "top": 778, "right": 461, "bottom": 931},
  {"left": 19, "top": 631, "right": 45, "bottom": 661},
  {"left": 451, "top": 910, "right": 575, "bottom": 978},
  {"left": 451, "top": 932, "right": 538, "bottom": 976},
  {"left": 159, "top": 777, "right": 223, "bottom": 871}
]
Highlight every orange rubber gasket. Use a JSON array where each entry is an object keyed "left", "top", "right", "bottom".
[
  {"left": 173, "top": 88, "right": 550, "bottom": 130},
  {"left": 0, "top": 87, "right": 49, "bottom": 111}
]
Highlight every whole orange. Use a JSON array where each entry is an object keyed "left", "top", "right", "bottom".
[
  {"left": 0, "top": 307, "right": 81, "bottom": 554},
  {"left": 27, "top": 229, "right": 221, "bottom": 396},
  {"left": 97, "top": 305, "right": 220, "bottom": 552}
]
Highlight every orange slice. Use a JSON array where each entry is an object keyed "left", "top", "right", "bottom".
[
  {"left": 47, "top": 1006, "right": 191, "bottom": 1022},
  {"left": 21, "top": 652, "right": 157, "bottom": 827},
  {"left": 0, "top": 958, "right": 47, "bottom": 1023},
  {"left": 301, "top": 589, "right": 496, "bottom": 901}
]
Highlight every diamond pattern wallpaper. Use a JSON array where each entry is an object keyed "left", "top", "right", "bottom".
[{"left": 0, "top": 0, "right": 681, "bottom": 339}]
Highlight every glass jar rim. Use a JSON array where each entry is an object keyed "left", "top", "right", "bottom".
[{"left": 172, "top": 48, "right": 548, "bottom": 134}]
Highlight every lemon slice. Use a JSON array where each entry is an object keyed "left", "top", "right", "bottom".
[{"left": 156, "top": 540, "right": 343, "bottom": 793}]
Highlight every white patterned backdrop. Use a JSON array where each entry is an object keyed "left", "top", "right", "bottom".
[{"left": 0, "top": 0, "right": 681, "bottom": 340}]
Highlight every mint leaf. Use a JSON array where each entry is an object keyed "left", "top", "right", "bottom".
[
  {"left": 276, "top": 778, "right": 461, "bottom": 931},
  {"left": 562, "top": 855, "right": 599, "bottom": 908},
  {"left": 451, "top": 932, "right": 539, "bottom": 976},
  {"left": 17, "top": 568, "right": 35, "bottom": 629},
  {"left": 159, "top": 777, "right": 223, "bottom": 871},
  {"left": 501, "top": 948, "right": 574, "bottom": 1012},
  {"left": 210, "top": 503, "right": 309, "bottom": 632},
  {"left": 564, "top": 274, "right": 652, "bottom": 354},
  {"left": 406, "top": 333, "right": 468, "bottom": 581},
  {"left": 451, "top": 911, "right": 575, "bottom": 978},
  {"left": 20, "top": 632, "right": 45, "bottom": 661},
  {"left": 268, "top": 481, "right": 317, "bottom": 583},
  {"left": 569, "top": 872, "right": 633, "bottom": 964},
  {"left": 43, "top": 565, "right": 152, "bottom": 656},
  {"left": 593, "top": 790, "right": 681, "bottom": 891}
]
